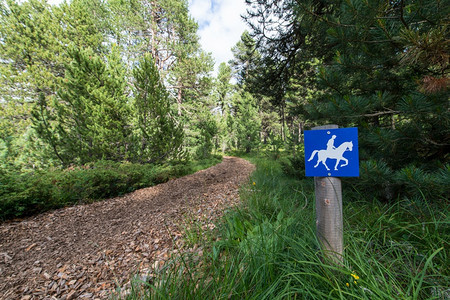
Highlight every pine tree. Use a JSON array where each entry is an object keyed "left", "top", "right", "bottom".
[
  {"left": 108, "top": 0, "right": 214, "bottom": 158},
  {"left": 0, "top": 0, "right": 107, "bottom": 100},
  {"left": 132, "top": 53, "right": 184, "bottom": 163},
  {"left": 230, "top": 30, "right": 260, "bottom": 87},
  {"left": 229, "top": 33, "right": 285, "bottom": 147},
  {"left": 244, "top": 0, "right": 449, "bottom": 200},
  {"left": 213, "top": 62, "right": 233, "bottom": 152},
  {"left": 32, "top": 46, "right": 131, "bottom": 165},
  {"left": 55, "top": 0, "right": 108, "bottom": 53},
  {"left": 303, "top": 0, "right": 449, "bottom": 170},
  {"left": 233, "top": 91, "right": 261, "bottom": 153},
  {"left": 0, "top": 0, "right": 65, "bottom": 168},
  {"left": 194, "top": 110, "right": 218, "bottom": 159},
  {"left": 216, "top": 62, "right": 232, "bottom": 112},
  {"left": 0, "top": 0, "right": 110, "bottom": 169}
]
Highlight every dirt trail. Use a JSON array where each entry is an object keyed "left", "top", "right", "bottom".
[{"left": 0, "top": 157, "right": 254, "bottom": 299}]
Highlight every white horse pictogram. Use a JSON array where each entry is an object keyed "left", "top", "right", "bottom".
[{"left": 308, "top": 141, "right": 353, "bottom": 171}]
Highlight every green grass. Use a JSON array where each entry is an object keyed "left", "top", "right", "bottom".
[
  {"left": 116, "top": 155, "right": 449, "bottom": 299},
  {"left": 0, "top": 156, "right": 222, "bottom": 221}
]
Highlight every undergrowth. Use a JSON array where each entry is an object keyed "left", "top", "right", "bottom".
[
  {"left": 0, "top": 156, "right": 222, "bottom": 221},
  {"left": 118, "top": 156, "right": 449, "bottom": 299}
]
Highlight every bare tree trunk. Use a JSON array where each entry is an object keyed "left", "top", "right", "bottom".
[
  {"left": 177, "top": 82, "right": 182, "bottom": 116},
  {"left": 298, "top": 121, "right": 303, "bottom": 143},
  {"left": 281, "top": 102, "right": 286, "bottom": 141}
]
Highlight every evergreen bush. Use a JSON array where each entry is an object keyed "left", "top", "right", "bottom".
[
  {"left": 242, "top": 0, "right": 449, "bottom": 203},
  {"left": 0, "top": 158, "right": 221, "bottom": 221}
]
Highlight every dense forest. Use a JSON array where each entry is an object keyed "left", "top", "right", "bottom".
[
  {"left": 0, "top": 0, "right": 448, "bottom": 298},
  {"left": 0, "top": 0, "right": 448, "bottom": 219}
]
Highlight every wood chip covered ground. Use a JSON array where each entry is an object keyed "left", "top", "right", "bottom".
[{"left": 0, "top": 157, "right": 255, "bottom": 299}]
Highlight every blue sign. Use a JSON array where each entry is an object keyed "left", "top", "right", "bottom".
[{"left": 304, "top": 127, "right": 359, "bottom": 177}]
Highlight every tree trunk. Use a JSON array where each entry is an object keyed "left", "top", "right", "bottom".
[
  {"left": 298, "top": 121, "right": 303, "bottom": 143},
  {"left": 177, "top": 82, "right": 182, "bottom": 116},
  {"left": 281, "top": 102, "right": 286, "bottom": 141}
]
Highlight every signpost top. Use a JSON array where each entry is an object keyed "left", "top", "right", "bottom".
[{"left": 304, "top": 127, "right": 359, "bottom": 177}]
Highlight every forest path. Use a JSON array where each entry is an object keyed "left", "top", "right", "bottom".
[{"left": 0, "top": 157, "right": 255, "bottom": 299}]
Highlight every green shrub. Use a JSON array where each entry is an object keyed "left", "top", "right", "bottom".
[
  {"left": 280, "top": 155, "right": 306, "bottom": 179},
  {"left": 345, "top": 161, "right": 449, "bottom": 202},
  {"left": 279, "top": 153, "right": 449, "bottom": 203},
  {"left": 0, "top": 157, "right": 222, "bottom": 221}
]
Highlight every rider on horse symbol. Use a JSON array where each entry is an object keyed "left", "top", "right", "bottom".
[{"left": 308, "top": 135, "right": 353, "bottom": 171}]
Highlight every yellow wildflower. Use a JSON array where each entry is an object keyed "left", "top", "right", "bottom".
[
  {"left": 346, "top": 283, "right": 349, "bottom": 287},
  {"left": 253, "top": 182, "right": 256, "bottom": 185},
  {"left": 354, "top": 281, "right": 357, "bottom": 285},
  {"left": 351, "top": 273, "right": 359, "bottom": 280}
]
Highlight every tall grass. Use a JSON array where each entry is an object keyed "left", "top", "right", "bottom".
[{"left": 119, "top": 157, "right": 449, "bottom": 299}]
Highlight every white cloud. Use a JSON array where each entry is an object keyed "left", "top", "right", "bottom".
[{"left": 189, "top": 0, "right": 249, "bottom": 75}]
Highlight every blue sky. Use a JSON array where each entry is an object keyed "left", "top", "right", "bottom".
[
  {"left": 47, "top": 0, "right": 249, "bottom": 75},
  {"left": 189, "top": 0, "right": 249, "bottom": 74}
]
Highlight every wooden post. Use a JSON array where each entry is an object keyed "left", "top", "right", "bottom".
[{"left": 312, "top": 125, "right": 343, "bottom": 263}]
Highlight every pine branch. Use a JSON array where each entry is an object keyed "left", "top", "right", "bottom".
[
  {"left": 399, "top": 0, "right": 409, "bottom": 29},
  {"left": 424, "top": 137, "right": 449, "bottom": 147},
  {"left": 351, "top": 110, "right": 399, "bottom": 118}
]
